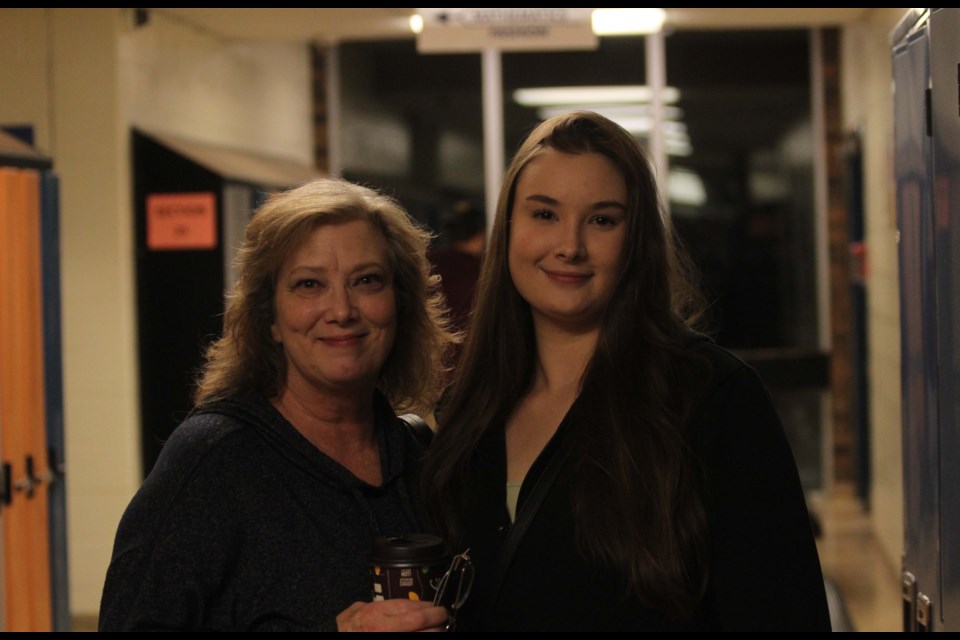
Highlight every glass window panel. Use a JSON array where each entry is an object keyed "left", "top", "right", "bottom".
[
  {"left": 338, "top": 39, "right": 483, "bottom": 234},
  {"left": 665, "top": 29, "right": 815, "bottom": 350}
]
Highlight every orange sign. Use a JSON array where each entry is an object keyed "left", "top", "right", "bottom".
[{"left": 146, "top": 192, "right": 217, "bottom": 250}]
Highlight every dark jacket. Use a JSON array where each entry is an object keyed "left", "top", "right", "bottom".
[
  {"left": 98, "top": 392, "right": 428, "bottom": 631},
  {"left": 455, "top": 341, "right": 832, "bottom": 631}
]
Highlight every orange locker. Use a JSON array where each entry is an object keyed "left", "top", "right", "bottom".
[{"left": 0, "top": 166, "right": 53, "bottom": 631}]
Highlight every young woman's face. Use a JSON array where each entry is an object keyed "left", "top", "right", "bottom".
[
  {"left": 508, "top": 148, "right": 628, "bottom": 334},
  {"left": 271, "top": 219, "right": 397, "bottom": 399}
]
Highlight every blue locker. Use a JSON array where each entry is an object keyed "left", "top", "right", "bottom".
[
  {"left": 929, "top": 7, "right": 960, "bottom": 631},
  {"left": 894, "top": 7, "right": 960, "bottom": 632}
]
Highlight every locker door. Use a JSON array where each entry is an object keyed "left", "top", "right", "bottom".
[
  {"left": 893, "top": 17, "right": 940, "bottom": 632},
  {"left": 0, "top": 167, "right": 53, "bottom": 631},
  {"left": 930, "top": 7, "right": 960, "bottom": 631}
]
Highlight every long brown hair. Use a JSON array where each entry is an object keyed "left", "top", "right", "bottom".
[
  {"left": 423, "top": 111, "right": 711, "bottom": 619},
  {"left": 194, "top": 177, "right": 458, "bottom": 412}
]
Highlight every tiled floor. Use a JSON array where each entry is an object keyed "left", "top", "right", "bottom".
[{"left": 810, "top": 484, "right": 902, "bottom": 632}]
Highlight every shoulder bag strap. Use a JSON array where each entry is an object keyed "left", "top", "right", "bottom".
[
  {"left": 489, "top": 432, "right": 575, "bottom": 603},
  {"left": 398, "top": 413, "right": 434, "bottom": 449}
]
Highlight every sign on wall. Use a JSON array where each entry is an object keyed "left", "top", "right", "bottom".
[
  {"left": 416, "top": 8, "right": 597, "bottom": 53},
  {"left": 146, "top": 192, "right": 217, "bottom": 250}
]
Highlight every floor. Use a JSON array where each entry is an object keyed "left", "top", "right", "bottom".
[{"left": 810, "top": 483, "right": 902, "bottom": 632}]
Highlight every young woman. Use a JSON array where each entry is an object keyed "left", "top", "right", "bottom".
[{"left": 423, "top": 111, "right": 831, "bottom": 631}]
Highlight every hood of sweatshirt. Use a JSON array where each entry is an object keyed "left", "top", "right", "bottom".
[{"left": 191, "top": 390, "right": 415, "bottom": 495}]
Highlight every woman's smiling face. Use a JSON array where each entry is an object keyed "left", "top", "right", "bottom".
[
  {"left": 508, "top": 148, "right": 628, "bottom": 334},
  {"left": 271, "top": 219, "right": 397, "bottom": 399}
]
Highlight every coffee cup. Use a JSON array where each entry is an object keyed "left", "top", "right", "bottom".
[{"left": 369, "top": 533, "right": 450, "bottom": 602}]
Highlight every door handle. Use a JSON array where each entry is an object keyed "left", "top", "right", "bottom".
[
  {"left": 13, "top": 454, "right": 46, "bottom": 499},
  {"left": 0, "top": 462, "right": 11, "bottom": 506}
]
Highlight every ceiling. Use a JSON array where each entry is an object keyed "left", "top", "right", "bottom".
[{"left": 147, "top": 8, "right": 874, "bottom": 44}]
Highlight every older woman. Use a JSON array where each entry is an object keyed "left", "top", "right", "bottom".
[
  {"left": 100, "top": 178, "right": 457, "bottom": 631},
  {"left": 423, "top": 111, "right": 831, "bottom": 631}
]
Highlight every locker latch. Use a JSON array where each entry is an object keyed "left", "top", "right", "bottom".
[
  {"left": 902, "top": 570, "right": 917, "bottom": 632},
  {"left": 917, "top": 593, "right": 932, "bottom": 632},
  {"left": 0, "top": 462, "right": 11, "bottom": 506}
]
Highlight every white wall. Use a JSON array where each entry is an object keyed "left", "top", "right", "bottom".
[
  {"left": 841, "top": 7, "right": 909, "bottom": 573},
  {"left": 0, "top": 8, "right": 314, "bottom": 620},
  {"left": 48, "top": 8, "right": 140, "bottom": 619},
  {"left": 0, "top": 9, "right": 52, "bottom": 151},
  {"left": 120, "top": 11, "right": 314, "bottom": 165}
]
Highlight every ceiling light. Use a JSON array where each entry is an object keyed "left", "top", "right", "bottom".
[
  {"left": 592, "top": 9, "right": 666, "bottom": 36},
  {"left": 513, "top": 85, "right": 680, "bottom": 107},
  {"left": 668, "top": 169, "right": 706, "bottom": 205},
  {"left": 532, "top": 106, "right": 692, "bottom": 156},
  {"left": 665, "top": 140, "right": 693, "bottom": 157},
  {"left": 608, "top": 117, "right": 687, "bottom": 136},
  {"left": 537, "top": 104, "right": 684, "bottom": 122},
  {"left": 409, "top": 14, "right": 423, "bottom": 34}
]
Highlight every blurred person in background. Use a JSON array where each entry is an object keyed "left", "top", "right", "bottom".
[{"left": 428, "top": 199, "right": 486, "bottom": 373}]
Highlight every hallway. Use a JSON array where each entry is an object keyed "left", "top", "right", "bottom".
[
  {"left": 1, "top": 8, "right": 914, "bottom": 628},
  {"left": 812, "top": 483, "right": 902, "bottom": 632}
]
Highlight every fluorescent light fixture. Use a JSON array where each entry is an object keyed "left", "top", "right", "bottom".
[
  {"left": 537, "top": 104, "right": 684, "bottom": 121},
  {"left": 612, "top": 120, "right": 693, "bottom": 156},
  {"left": 609, "top": 117, "right": 687, "bottom": 136},
  {"left": 665, "top": 139, "right": 693, "bottom": 157},
  {"left": 668, "top": 168, "right": 706, "bottom": 205},
  {"left": 409, "top": 14, "right": 423, "bottom": 34},
  {"left": 533, "top": 106, "right": 691, "bottom": 156},
  {"left": 592, "top": 9, "right": 666, "bottom": 35},
  {"left": 514, "top": 85, "right": 680, "bottom": 107}
]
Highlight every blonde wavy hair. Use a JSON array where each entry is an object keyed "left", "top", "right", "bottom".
[{"left": 194, "top": 177, "right": 458, "bottom": 412}]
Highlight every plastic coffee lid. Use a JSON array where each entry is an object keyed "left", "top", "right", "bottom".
[{"left": 369, "top": 533, "right": 450, "bottom": 567}]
